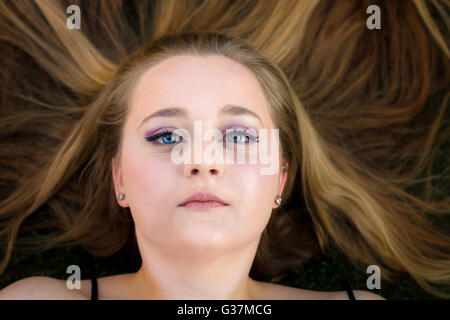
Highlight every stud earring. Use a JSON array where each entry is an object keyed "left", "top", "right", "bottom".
[
  {"left": 274, "top": 195, "right": 282, "bottom": 206},
  {"left": 282, "top": 166, "right": 288, "bottom": 173},
  {"left": 119, "top": 193, "right": 125, "bottom": 200}
]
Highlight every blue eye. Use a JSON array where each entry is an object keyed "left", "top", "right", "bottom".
[
  {"left": 145, "top": 129, "right": 182, "bottom": 145},
  {"left": 224, "top": 129, "right": 259, "bottom": 144},
  {"left": 145, "top": 128, "right": 259, "bottom": 146}
]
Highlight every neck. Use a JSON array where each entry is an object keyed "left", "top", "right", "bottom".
[{"left": 128, "top": 230, "right": 261, "bottom": 299}]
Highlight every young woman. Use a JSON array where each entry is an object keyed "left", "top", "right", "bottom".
[{"left": 0, "top": 0, "right": 448, "bottom": 299}]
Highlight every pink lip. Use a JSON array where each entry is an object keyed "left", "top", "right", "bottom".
[
  {"left": 178, "top": 192, "right": 229, "bottom": 207},
  {"left": 181, "top": 201, "right": 227, "bottom": 210}
]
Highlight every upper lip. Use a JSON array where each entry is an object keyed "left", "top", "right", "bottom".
[{"left": 178, "top": 192, "right": 229, "bottom": 206}]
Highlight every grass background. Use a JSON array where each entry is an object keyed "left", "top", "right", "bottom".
[{"left": 0, "top": 1, "right": 449, "bottom": 300}]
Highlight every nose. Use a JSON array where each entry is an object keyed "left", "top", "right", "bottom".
[
  {"left": 183, "top": 161, "right": 224, "bottom": 179},
  {"left": 182, "top": 127, "right": 225, "bottom": 178},
  {"left": 182, "top": 140, "right": 225, "bottom": 178}
]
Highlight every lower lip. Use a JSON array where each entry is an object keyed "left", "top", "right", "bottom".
[{"left": 180, "top": 201, "right": 228, "bottom": 210}]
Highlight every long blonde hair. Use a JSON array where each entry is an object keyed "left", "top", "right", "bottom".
[{"left": 0, "top": 0, "right": 449, "bottom": 298}]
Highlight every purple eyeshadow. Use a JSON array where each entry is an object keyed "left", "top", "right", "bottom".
[
  {"left": 144, "top": 128, "right": 170, "bottom": 138},
  {"left": 144, "top": 124, "right": 259, "bottom": 140}
]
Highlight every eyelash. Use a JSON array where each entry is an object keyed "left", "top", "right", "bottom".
[{"left": 145, "top": 128, "right": 259, "bottom": 145}]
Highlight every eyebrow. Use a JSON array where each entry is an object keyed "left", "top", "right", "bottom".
[{"left": 138, "top": 104, "right": 263, "bottom": 129}]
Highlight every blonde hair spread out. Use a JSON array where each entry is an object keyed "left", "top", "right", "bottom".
[{"left": 0, "top": 0, "right": 449, "bottom": 298}]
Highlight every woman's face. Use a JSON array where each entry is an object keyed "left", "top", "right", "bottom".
[{"left": 112, "top": 55, "right": 288, "bottom": 253}]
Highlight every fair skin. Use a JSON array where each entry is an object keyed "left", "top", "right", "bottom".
[
  {"left": 0, "top": 55, "right": 385, "bottom": 300},
  {"left": 110, "top": 54, "right": 288, "bottom": 300}
]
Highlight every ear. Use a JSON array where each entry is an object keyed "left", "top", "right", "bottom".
[
  {"left": 111, "top": 157, "right": 129, "bottom": 207},
  {"left": 272, "top": 162, "right": 289, "bottom": 209},
  {"left": 279, "top": 163, "right": 288, "bottom": 195}
]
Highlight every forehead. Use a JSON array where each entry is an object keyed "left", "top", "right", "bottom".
[{"left": 128, "top": 55, "right": 273, "bottom": 126}]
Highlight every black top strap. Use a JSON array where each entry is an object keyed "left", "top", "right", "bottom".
[
  {"left": 91, "top": 278, "right": 98, "bottom": 300},
  {"left": 341, "top": 279, "right": 356, "bottom": 300},
  {"left": 346, "top": 286, "right": 356, "bottom": 300},
  {"left": 89, "top": 276, "right": 355, "bottom": 300}
]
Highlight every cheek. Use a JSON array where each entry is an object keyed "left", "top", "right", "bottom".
[
  {"left": 223, "top": 165, "right": 278, "bottom": 243},
  {"left": 121, "top": 139, "right": 178, "bottom": 218},
  {"left": 229, "top": 164, "right": 278, "bottom": 216},
  {"left": 125, "top": 159, "right": 166, "bottom": 194}
]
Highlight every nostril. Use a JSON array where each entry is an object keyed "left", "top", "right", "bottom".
[{"left": 189, "top": 168, "right": 220, "bottom": 175}]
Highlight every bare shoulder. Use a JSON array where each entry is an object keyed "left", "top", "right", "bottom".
[
  {"left": 0, "top": 276, "right": 90, "bottom": 300},
  {"left": 352, "top": 290, "right": 386, "bottom": 300},
  {"left": 253, "top": 280, "right": 386, "bottom": 300},
  {"left": 251, "top": 280, "right": 336, "bottom": 300},
  {"left": 331, "top": 289, "right": 386, "bottom": 300}
]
